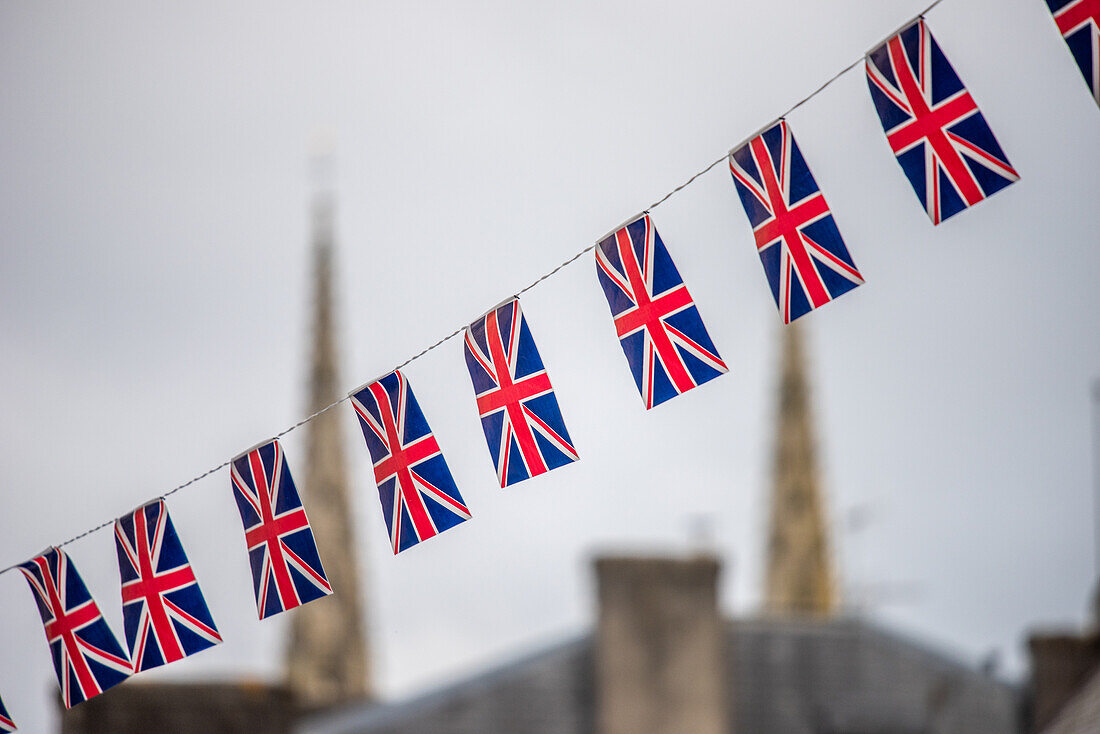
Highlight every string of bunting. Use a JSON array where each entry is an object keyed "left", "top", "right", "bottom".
[{"left": 0, "top": 0, "right": 1096, "bottom": 725}]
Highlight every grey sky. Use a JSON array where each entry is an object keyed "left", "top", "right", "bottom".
[{"left": 2, "top": 0, "right": 1098, "bottom": 731}]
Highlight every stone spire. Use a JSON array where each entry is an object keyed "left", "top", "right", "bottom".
[
  {"left": 763, "top": 323, "right": 838, "bottom": 616},
  {"left": 284, "top": 171, "right": 371, "bottom": 709}
]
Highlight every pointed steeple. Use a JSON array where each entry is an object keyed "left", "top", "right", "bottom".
[
  {"left": 284, "top": 162, "right": 371, "bottom": 709},
  {"left": 763, "top": 323, "right": 838, "bottom": 616}
]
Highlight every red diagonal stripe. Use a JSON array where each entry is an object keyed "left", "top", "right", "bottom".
[
  {"left": 480, "top": 308, "right": 548, "bottom": 477},
  {"left": 613, "top": 226, "right": 696, "bottom": 394},
  {"left": 885, "top": 35, "right": 984, "bottom": 206},
  {"left": 1056, "top": 0, "right": 1100, "bottom": 35},
  {"left": 753, "top": 194, "right": 830, "bottom": 251},
  {"left": 120, "top": 566, "right": 196, "bottom": 604},
  {"left": 749, "top": 135, "right": 831, "bottom": 309},
  {"left": 162, "top": 595, "right": 222, "bottom": 642},
  {"left": 886, "top": 91, "right": 977, "bottom": 153},
  {"left": 369, "top": 381, "right": 438, "bottom": 543},
  {"left": 613, "top": 286, "right": 693, "bottom": 337},
  {"left": 37, "top": 557, "right": 105, "bottom": 701},
  {"left": 477, "top": 372, "right": 551, "bottom": 415},
  {"left": 374, "top": 436, "right": 441, "bottom": 485},
  {"left": 246, "top": 450, "right": 300, "bottom": 612},
  {"left": 122, "top": 507, "right": 188, "bottom": 663}
]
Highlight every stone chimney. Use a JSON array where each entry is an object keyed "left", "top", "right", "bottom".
[{"left": 594, "top": 555, "right": 729, "bottom": 734}]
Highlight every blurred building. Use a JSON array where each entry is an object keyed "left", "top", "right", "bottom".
[
  {"left": 1027, "top": 586, "right": 1100, "bottom": 733},
  {"left": 298, "top": 555, "right": 1018, "bottom": 734},
  {"left": 1033, "top": 667, "right": 1100, "bottom": 734},
  {"left": 285, "top": 179, "right": 371, "bottom": 712},
  {"left": 57, "top": 182, "right": 371, "bottom": 733},
  {"left": 298, "top": 325, "right": 1021, "bottom": 734},
  {"left": 764, "top": 324, "right": 837, "bottom": 617},
  {"left": 59, "top": 681, "right": 297, "bottom": 734}
]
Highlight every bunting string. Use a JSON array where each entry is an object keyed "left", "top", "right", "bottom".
[{"left": 0, "top": 0, "right": 991, "bottom": 576}]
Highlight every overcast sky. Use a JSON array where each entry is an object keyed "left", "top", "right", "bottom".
[{"left": 2, "top": 0, "right": 1098, "bottom": 731}]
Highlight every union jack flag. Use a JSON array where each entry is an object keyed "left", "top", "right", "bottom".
[
  {"left": 595, "top": 214, "right": 727, "bottom": 409},
  {"left": 114, "top": 500, "right": 222, "bottom": 672},
  {"left": 1046, "top": 0, "right": 1100, "bottom": 106},
  {"left": 230, "top": 439, "right": 332, "bottom": 619},
  {"left": 866, "top": 19, "right": 1019, "bottom": 224},
  {"left": 0, "top": 694, "right": 16, "bottom": 732},
  {"left": 729, "top": 121, "right": 864, "bottom": 324},
  {"left": 464, "top": 298, "right": 578, "bottom": 487},
  {"left": 18, "top": 547, "right": 131, "bottom": 708},
  {"left": 351, "top": 370, "right": 471, "bottom": 554}
]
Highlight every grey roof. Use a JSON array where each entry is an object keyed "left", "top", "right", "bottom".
[
  {"left": 298, "top": 639, "right": 593, "bottom": 734},
  {"left": 730, "top": 617, "right": 1019, "bottom": 734},
  {"left": 298, "top": 617, "right": 1020, "bottom": 734}
]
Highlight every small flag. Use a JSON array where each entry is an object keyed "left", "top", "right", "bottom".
[
  {"left": 18, "top": 547, "right": 131, "bottom": 708},
  {"left": 351, "top": 370, "right": 471, "bottom": 554},
  {"left": 0, "top": 694, "right": 16, "bottom": 732},
  {"left": 230, "top": 439, "right": 332, "bottom": 619},
  {"left": 114, "top": 499, "right": 222, "bottom": 672},
  {"left": 729, "top": 120, "right": 864, "bottom": 324},
  {"left": 1045, "top": 0, "right": 1100, "bottom": 106},
  {"left": 464, "top": 298, "right": 578, "bottom": 487},
  {"left": 595, "top": 214, "right": 727, "bottom": 409},
  {"left": 865, "top": 18, "right": 1018, "bottom": 224}
]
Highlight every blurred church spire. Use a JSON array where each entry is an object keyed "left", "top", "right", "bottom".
[
  {"left": 284, "top": 148, "right": 371, "bottom": 708},
  {"left": 763, "top": 323, "right": 838, "bottom": 616}
]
